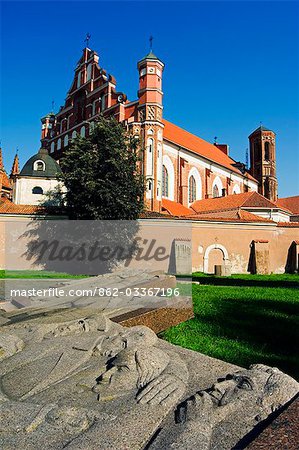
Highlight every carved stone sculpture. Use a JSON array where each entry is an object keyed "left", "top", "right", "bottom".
[
  {"left": 170, "top": 364, "right": 299, "bottom": 449},
  {"left": 0, "top": 314, "right": 188, "bottom": 408},
  {"left": 1, "top": 310, "right": 298, "bottom": 450},
  {"left": 93, "top": 325, "right": 188, "bottom": 406}
]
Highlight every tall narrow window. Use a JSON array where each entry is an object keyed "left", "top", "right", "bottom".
[
  {"left": 264, "top": 141, "right": 270, "bottom": 160},
  {"left": 77, "top": 72, "right": 81, "bottom": 88},
  {"left": 148, "top": 139, "right": 153, "bottom": 153},
  {"left": 213, "top": 184, "right": 220, "bottom": 198},
  {"left": 64, "top": 135, "right": 69, "bottom": 147},
  {"left": 254, "top": 141, "right": 261, "bottom": 159},
  {"left": 189, "top": 175, "right": 196, "bottom": 203},
  {"left": 162, "top": 165, "right": 169, "bottom": 197},
  {"left": 92, "top": 100, "right": 97, "bottom": 116},
  {"left": 86, "top": 64, "right": 92, "bottom": 81},
  {"left": 57, "top": 138, "right": 61, "bottom": 150},
  {"left": 146, "top": 138, "right": 154, "bottom": 176}
]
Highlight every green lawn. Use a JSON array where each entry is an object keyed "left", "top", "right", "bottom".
[
  {"left": 161, "top": 274, "right": 299, "bottom": 380},
  {"left": 0, "top": 270, "right": 88, "bottom": 279}
]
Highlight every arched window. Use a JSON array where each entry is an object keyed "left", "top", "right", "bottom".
[
  {"left": 213, "top": 184, "right": 220, "bottom": 198},
  {"left": 232, "top": 184, "right": 241, "bottom": 194},
  {"left": 264, "top": 141, "right": 270, "bottom": 160},
  {"left": 162, "top": 165, "right": 169, "bottom": 197},
  {"left": 33, "top": 160, "right": 45, "bottom": 171},
  {"left": 80, "top": 126, "right": 85, "bottom": 137},
  {"left": 57, "top": 138, "right": 61, "bottom": 150},
  {"left": 212, "top": 176, "right": 223, "bottom": 198},
  {"left": 64, "top": 135, "right": 69, "bottom": 147},
  {"left": 50, "top": 142, "right": 55, "bottom": 153},
  {"left": 72, "top": 130, "right": 77, "bottom": 139},
  {"left": 32, "top": 186, "right": 43, "bottom": 195},
  {"left": 189, "top": 175, "right": 196, "bottom": 203}
]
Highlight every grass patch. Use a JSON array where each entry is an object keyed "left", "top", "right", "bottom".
[
  {"left": 192, "top": 272, "right": 299, "bottom": 288},
  {"left": 0, "top": 270, "right": 89, "bottom": 279},
  {"left": 161, "top": 278, "right": 299, "bottom": 380}
]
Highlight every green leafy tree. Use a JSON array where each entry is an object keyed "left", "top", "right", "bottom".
[{"left": 59, "top": 116, "right": 145, "bottom": 219}]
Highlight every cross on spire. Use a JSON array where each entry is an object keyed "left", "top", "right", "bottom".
[
  {"left": 84, "top": 33, "right": 91, "bottom": 48},
  {"left": 149, "top": 35, "right": 153, "bottom": 52}
]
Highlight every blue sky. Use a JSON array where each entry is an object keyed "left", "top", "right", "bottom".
[{"left": 1, "top": 1, "right": 298, "bottom": 197}]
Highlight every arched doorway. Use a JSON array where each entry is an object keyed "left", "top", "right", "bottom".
[{"left": 203, "top": 243, "right": 230, "bottom": 274}]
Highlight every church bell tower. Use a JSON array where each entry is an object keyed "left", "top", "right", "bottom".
[
  {"left": 137, "top": 45, "right": 165, "bottom": 212},
  {"left": 249, "top": 125, "right": 278, "bottom": 202}
]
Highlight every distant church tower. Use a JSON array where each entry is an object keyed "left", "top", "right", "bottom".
[
  {"left": 137, "top": 49, "right": 165, "bottom": 212},
  {"left": 249, "top": 125, "right": 278, "bottom": 202}
]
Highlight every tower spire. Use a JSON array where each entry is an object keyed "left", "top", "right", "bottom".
[
  {"left": 0, "top": 146, "right": 3, "bottom": 171},
  {"left": 10, "top": 152, "right": 20, "bottom": 178}
]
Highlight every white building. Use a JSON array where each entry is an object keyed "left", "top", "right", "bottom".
[{"left": 13, "top": 148, "right": 64, "bottom": 205}]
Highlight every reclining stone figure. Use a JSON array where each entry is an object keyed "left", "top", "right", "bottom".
[
  {"left": 169, "top": 364, "right": 299, "bottom": 449},
  {"left": 0, "top": 314, "right": 188, "bottom": 408}
]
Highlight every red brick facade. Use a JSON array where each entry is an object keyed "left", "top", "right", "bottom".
[{"left": 40, "top": 46, "right": 264, "bottom": 212}]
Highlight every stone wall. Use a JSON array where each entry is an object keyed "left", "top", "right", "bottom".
[
  {"left": 0, "top": 217, "right": 298, "bottom": 275},
  {"left": 192, "top": 221, "right": 299, "bottom": 274}
]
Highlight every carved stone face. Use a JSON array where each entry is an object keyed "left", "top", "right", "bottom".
[
  {"left": 94, "top": 350, "right": 139, "bottom": 400},
  {"left": 206, "top": 369, "right": 268, "bottom": 407},
  {"left": 178, "top": 364, "right": 299, "bottom": 425},
  {"left": 99, "top": 326, "right": 158, "bottom": 358}
]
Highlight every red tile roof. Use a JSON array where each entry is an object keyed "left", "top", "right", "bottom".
[
  {"left": 161, "top": 198, "right": 193, "bottom": 216},
  {"left": 277, "top": 222, "right": 299, "bottom": 227},
  {"left": 162, "top": 119, "right": 257, "bottom": 181},
  {"left": 189, "top": 209, "right": 273, "bottom": 223},
  {"left": 0, "top": 197, "right": 42, "bottom": 215},
  {"left": 276, "top": 196, "right": 299, "bottom": 214},
  {"left": 191, "top": 191, "right": 290, "bottom": 214}
]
